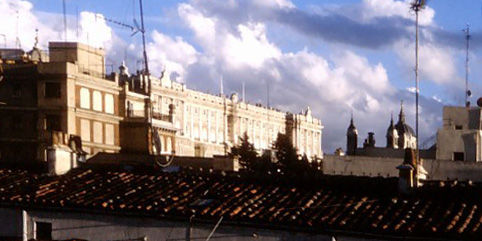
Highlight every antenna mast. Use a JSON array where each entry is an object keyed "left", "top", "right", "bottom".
[
  {"left": 15, "top": 11, "right": 21, "bottom": 49},
  {"left": 220, "top": 75, "right": 224, "bottom": 95},
  {"left": 464, "top": 24, "right": 471, "bottom": 107},
  {"left": 242, "top": 81, "right": 246, "bottom": 102},
  {"left": 139, "top": 0, "right": 150, "bottom": 95},
  {"left": 266, "top": 79, "right": 270, "bottom": 148},
  {"left": 410, "top": 0, "right": 425, "bottom": 185},
  {"left": 63, "top": 0, "right": 67, "bottom": 42}
]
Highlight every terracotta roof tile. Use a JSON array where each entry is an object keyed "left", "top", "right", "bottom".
[{"left": 0, "top": 167, "right": 481, "bottom": 240}]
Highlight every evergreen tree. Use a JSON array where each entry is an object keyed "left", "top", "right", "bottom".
[
  {"left": 273, "top": 133, "right": 299, "bottom": 174},
  {"left": 230, "top": 132, "right": 258, "bottom": 172}
]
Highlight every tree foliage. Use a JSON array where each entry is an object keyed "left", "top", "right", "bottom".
[
  {"left": 230, "top": 132, "right": 322, "bottom": 179},
  {"left": 230, "top": 132, "right": 258, "bottom": 172}
]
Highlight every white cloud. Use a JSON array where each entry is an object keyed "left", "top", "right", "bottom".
[
  {"left": 0, "top": 0, "right": 114, "bottom": 51},
  {"left": 77, "top": 12, "right": 113, "bottom": 49},
  {"left": 395, "top": 39, "right": 457, "bottom": 85},
  {"left": 360, "top": 0, "right": 435, "bottom": 26},
  {"left": 172, "top": 1, "right": 427, "bottom": 150},
  {"left": 1, "top": 0, "right": 446, "bottom": 152},
  {"left": 0, "top": 0, "right": 57, "bottom": 49},
  {"left": 222, "top": 23, "right": 281, "bottom": 69},
  {"left": 254, "top": 0, "right": 295, "bottom": 9},
  {"left": 147, "top": 30, "right": 198, "bottom": 81}
]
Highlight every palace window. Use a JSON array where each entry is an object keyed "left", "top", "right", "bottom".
[
  {"left": 105, "top": 124, "right": 114, "bottom": 145},
  {"left": 80, "top": 88, "right": 90, "bottom": 109},
  {"left": 80, "top": 119, "right": 91, "bottom": 142},
  {"left": 93, "top": 91, "right": 102, "bottom": 111},
  {"left": 104, "top": 94, "right": 114, "bottom": 114},
  {"left": 93, "top": 121, "right": 103, "bottom": 143}
]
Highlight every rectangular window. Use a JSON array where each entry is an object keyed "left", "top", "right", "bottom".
[
  {"left": 80, "top": 88, "right": 90, "bottom": 109},
  {"left": 93, "top": 91, "right": 102, "bottom": 112},
  {"left": 35, "top": 222, "right": 52, "bottom": 240},
  {"left": 45, "top": 82, "right": 61, "bottom": 98},
  {"left": 44, "top": 115, "right": 61, "bottom": 131},
  {"left": 80, "top": 119, "right": 91, "bottom": 142},
  {"left": 454, "top": 152, "right": 464, "bottom": 161},
  {"left": 455, "top": 125, "right": 463, "bottom": 130},
  {"left": 104, "top": 94, "right": 114, "bottom": 114},
  {"left": 93, "top": 121, "right": 103, "bottom": 144},
  {"left": 105, "top": 124, "right": 114, "bottom": 145}
]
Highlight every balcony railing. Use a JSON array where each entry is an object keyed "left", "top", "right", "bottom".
[
  {"left": 152, "top": 112, "right": 171, "bottom": 122},
  {"left": 78, "top": 66, "right": 108, "bottom": 80}
]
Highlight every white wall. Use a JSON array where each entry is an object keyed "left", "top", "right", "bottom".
[
  {"left": 13, "top": 209, "right": 382, "bottom": 241},
  {"left": 324, "top": 154, "right": 482, "bottom": 182}
]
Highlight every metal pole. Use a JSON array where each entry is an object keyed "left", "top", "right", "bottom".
[
  {"left": 139, "top": 0, "right": 150, "bottom": 95},
  {"left": 414, "top": 4, "right": 420, "bottom": 182},
  {"left": 205, "top": 216, "right": 223, "bottom": 241},
  {"left": 63, "top": 0, "right": 67, "bottom": 42},
  {"left": 465, "top": 24, "right": 470, "bottom": 107}
]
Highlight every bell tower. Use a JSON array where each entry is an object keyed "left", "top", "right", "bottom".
[{"left": 346, "top": 114, "right": 358, "bottom": 155}]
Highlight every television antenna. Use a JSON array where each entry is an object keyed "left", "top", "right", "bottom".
[
  {"left": 463, "top": 24, "right": 471, "bottom": 107},
  {"left": 410, "top": 0, "right": 426, "bottom": 185}
]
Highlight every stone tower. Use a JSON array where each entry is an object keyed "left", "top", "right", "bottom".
[{"left": 346, "top": 114, "right": 358, "bottom": 155}]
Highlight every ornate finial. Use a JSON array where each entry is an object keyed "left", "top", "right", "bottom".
[
  {"left": 390, "top": 111, "right": 394, "bottom": 124},
  {"left": 34, "top": 28, "right": 39, "bottom": 48}
]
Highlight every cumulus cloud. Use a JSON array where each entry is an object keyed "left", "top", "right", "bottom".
[
  {"left": 170, "top": 0, "right": 444, "bottom": 151},
  {"left": 0, "top": 0, "right": 114, "bottom": 51},
  {"left": 2, "top": 0, "right": 449, "bottom": 152},
  {"left": 395, "top": 39, "right": 458, "bottom": 85},
  {"left": 147, "top": 31, "right": 198, "bottom": 81}
]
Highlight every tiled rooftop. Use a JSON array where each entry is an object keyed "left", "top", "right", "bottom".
[{"left": 0, "top": 167, "right": 481, "bottom": 240}]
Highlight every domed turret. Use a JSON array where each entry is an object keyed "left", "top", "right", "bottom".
[
  {"left": 346, "top": 114, "right": 358, "bottom": 155},
  {"left": 395, "top": 101, "right": 416, "bottom": 149},
  {"left": 386, "top": 113, "right": 399, "bottom": 148},
  {"left": 119, "top": 61, "right": 130, "bottom": 77}
]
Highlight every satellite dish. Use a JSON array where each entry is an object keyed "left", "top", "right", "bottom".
[{"left": 477, "top": 97, "right": 482, "bottom": 107}]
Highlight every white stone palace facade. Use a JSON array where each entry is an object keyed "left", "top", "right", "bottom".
[
  {"left": 0, "top": 41, "right": 323, "bottom": 165},
  {"left": 122, "top": 67, "right": 324, "bottom": 159}
]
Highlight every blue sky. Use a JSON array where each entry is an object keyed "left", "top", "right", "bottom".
[{"left": 3, "top": 0, "right": 482, "bottom": 151}]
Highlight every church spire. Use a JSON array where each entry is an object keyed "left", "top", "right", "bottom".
[
  {"left": 346, "top": 112, "right": 358, "bottom": 155},
  {"left": 398, "top": 100, "right": 406, "bottom": 124},
  {"left": 349, "top": 111, "right": 355, "bottom": 128}
]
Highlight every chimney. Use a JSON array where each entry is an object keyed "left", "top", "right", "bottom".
[
  {"left": 47, "top": 133, "right": 86, "bottom": 175},
  {"left": 363, "top": 132, "right": 376, "bottom": 148},
  {"left": 396, "top": 148, "right": 417, "bottom": 194}
]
